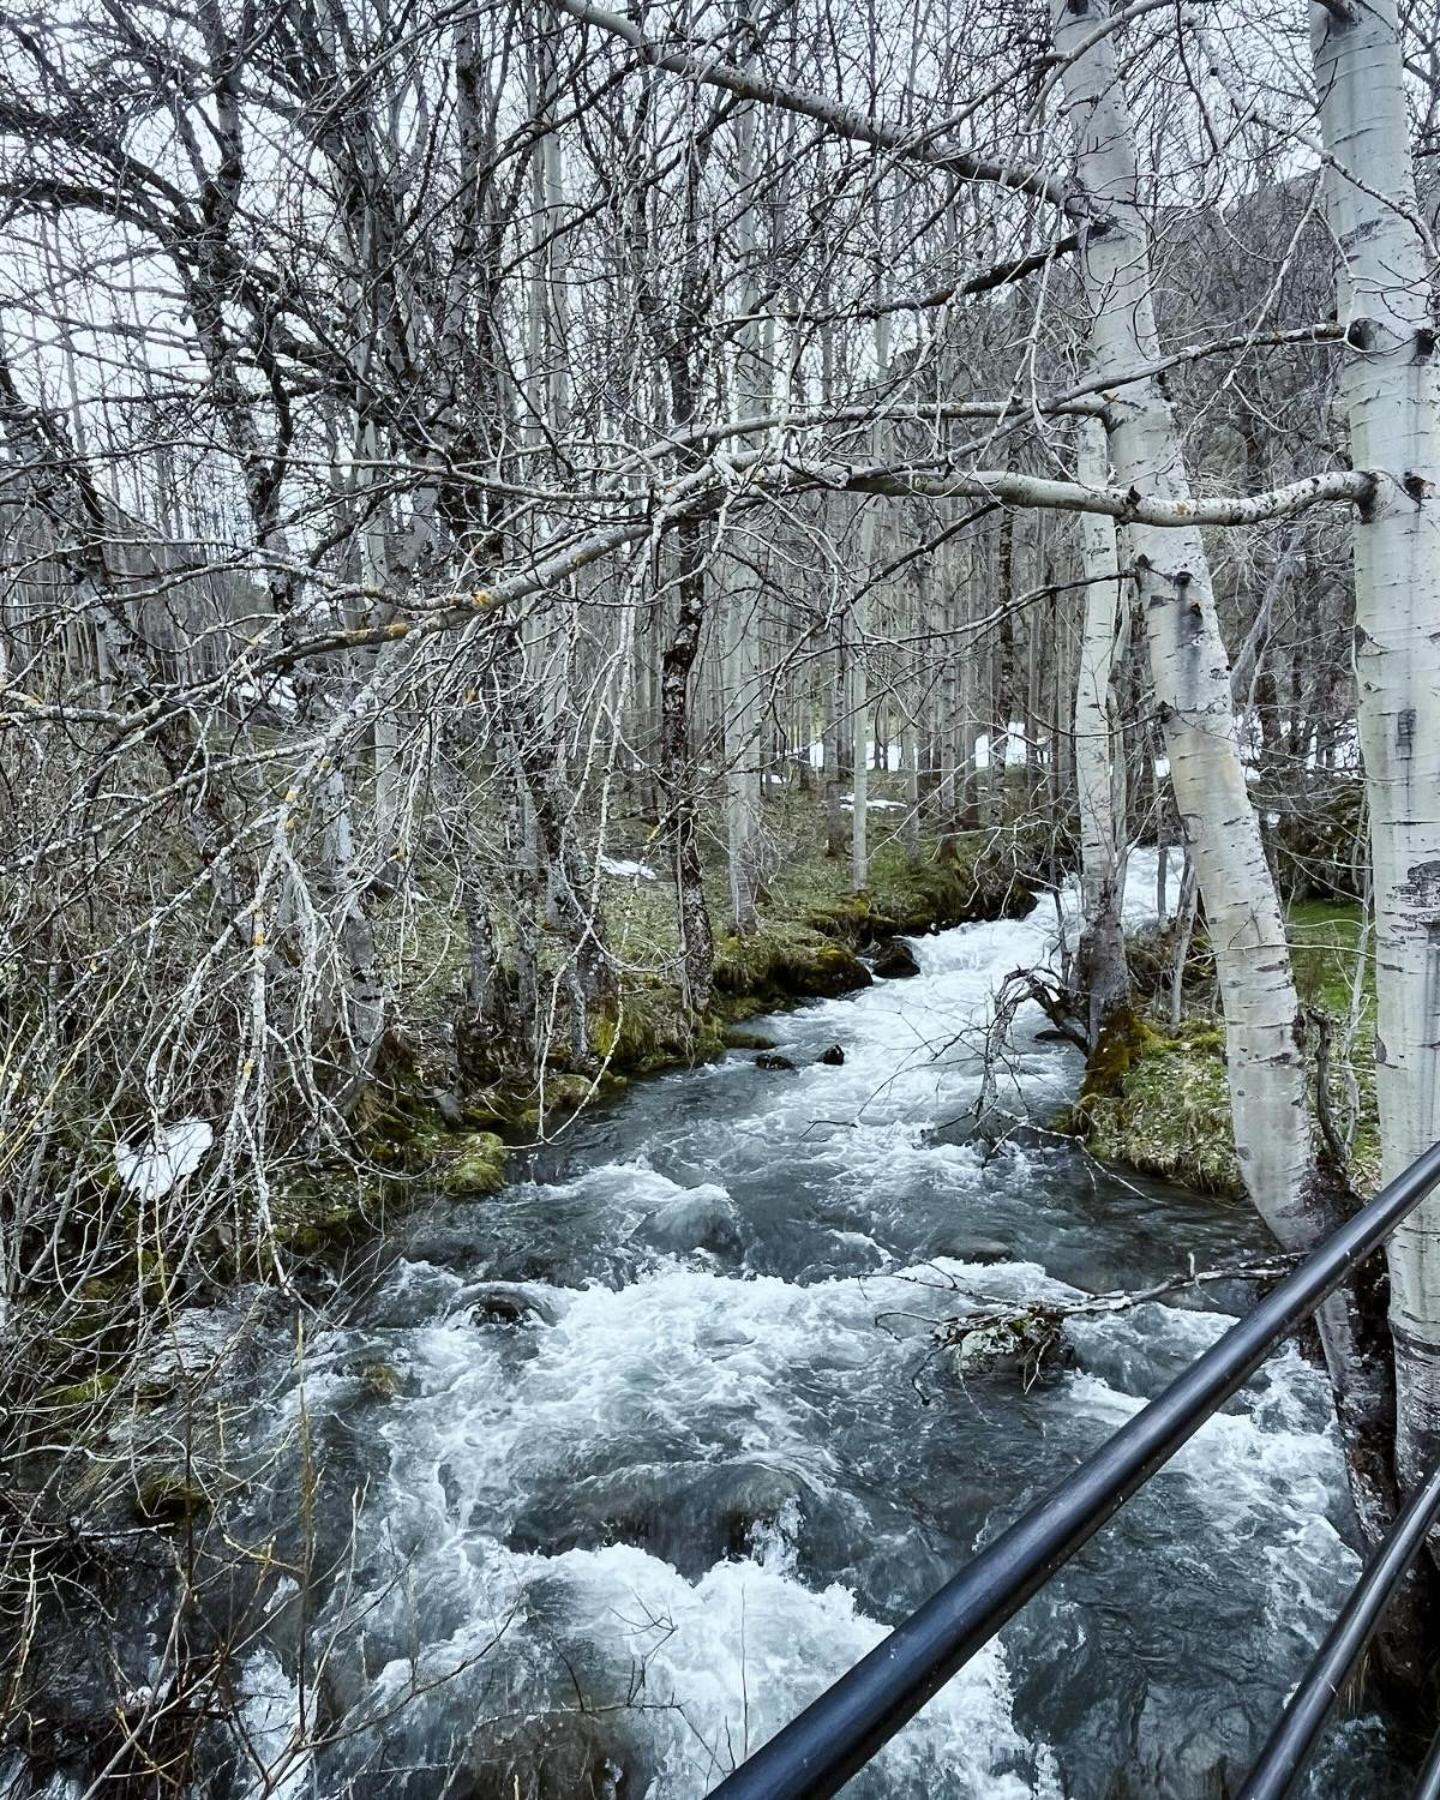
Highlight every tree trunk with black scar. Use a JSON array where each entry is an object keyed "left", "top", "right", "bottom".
[
  {"left": 1313, "top": 0, "right": 1440, "bottom": 1518},
  {"left": 661, "top": 516, "right": 716, "bottom": 1012},
  {"left": 1056, "top": 0, "right": 1403, "bottom": 1587}
]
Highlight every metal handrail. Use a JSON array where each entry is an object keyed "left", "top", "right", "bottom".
[
  {"left": 708, "top": 1140, "right": 1440, "bottom": 1799},
  {"left": 1236, "top": 1459, "right": 1440, "bottom": 1800},
  {"left": 1412, "top": 1721, "right": 1440, "bottom": 1800}
]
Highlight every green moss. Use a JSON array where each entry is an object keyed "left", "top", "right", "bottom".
[
  {"left": 858, "top": 835, "right": 1038, "bottom": 936},
  {"left": 435, "top": 1130, "right": 508, "bottom": 1196},
  {"left": 134, "top": 1472, "right": 209, "bottom": 1526},
  {"left": 1077, "top": 1016, "right": 1243, "bottom": 1198},
  {"left": 1077, "top": 1006, "right": 1163, "bottom": 1107},
  {"left": 713, "top": 922, "right": 871, "bottom": 1001},
  {"left": 45, "top": 1369, "right": 119, "bottom": 1410},
  {"left": 1068, "top": 902, "right": 1382, "bottom": 1201},
  {"left": 594, "top": 984, "right": 707, "bottom": 1073},
  {"left": 460, "top": 1090, "right": 526, "bottom": 1133},
  {"left": 271, "top": 1181, "right": 367, "bottom": 1255},
  {"left": 360, "top": 1361, "right": 400, "bottom": 1399},
  {"left": 510, "top": 1071, "right": 607, "bottom": 1132},
  {"left": 721, "top": 1027, "right": 778, "bottom": 1050},
  {"left": 711, "top": 993, "right": 769, "bottom": 1024}
]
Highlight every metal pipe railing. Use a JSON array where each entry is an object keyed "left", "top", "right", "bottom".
[
  {"left": 1411, "top": 1720, "right": 1440, "bottom": 1800},
  {"left": 1236, "top": 1459, "right": 1440, "bottom": 1800},
  {"left": 709, "top": 1140, "right": 1440, "bottom": 1800}
]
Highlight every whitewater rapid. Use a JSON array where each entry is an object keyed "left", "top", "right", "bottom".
[{"left": 155, "top": 851, "right": 1393, "bottom": 1798}]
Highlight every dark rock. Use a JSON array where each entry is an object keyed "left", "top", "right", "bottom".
[
  {"left": 466, "top": 1281, "right": 560, "bottom": 1328},
  {"left": 430, "top": 1087, "right": 466, "bottom": 1127},
  {"left": 870, "top": 937, "right": 921, "bottom": 979},
  {"left": 755, "top": 1052, "right": 798, "bottom": 1072},
  {"left": 929, "top": 1234, "right": 1013, "bottom": 1265},
  {"left": 507, "top": 1459, "right": 810, "bottom": 1576},
  {"left": 818, "top": 1044, "right": 846, "bottom": 1066},
  {"left": 640, "top": 1187, "right": 744, "bottom": 1256}
]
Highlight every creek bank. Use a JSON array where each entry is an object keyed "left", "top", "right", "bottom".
[
  {"left": 7, "top": 843, "right": 1398, "bottom": 1800},
  {"left": 1066, "top": 896, "right": 1379, "bottom": 1200},
  {"left": 1068, "top": 1007, "right": 1241, "bottom": 1197},
  {"left": 277, "top": 828, "right": 1046, "bottom": 1264},
  {"left": 13, "top": 828, "right": 1048, "bottom": 1524}
]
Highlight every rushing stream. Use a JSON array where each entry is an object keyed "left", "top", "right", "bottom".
[{"left": 145, "top": 853, "right": 1404, "bottom": 1798}]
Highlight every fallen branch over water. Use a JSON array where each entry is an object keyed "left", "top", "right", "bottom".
[{"left": 889, "top": 1254, "right": 1301, "bottom": 1390}]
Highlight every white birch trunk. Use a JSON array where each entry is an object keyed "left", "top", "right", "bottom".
[
  {"left": 850, "top": 546, "right": 871, "bottom": 893},
  {"left": 851, "top": 301, "right": 890, "bottom": 893},
  {"left": 932, "top": 584, "right": 958, "bottom": 837},
  {"left": 356, "top": 416, "right": 403, "bottom": 861},
  {"left": 1054, "top": 0, "right": 1315, "bottom": 1240},
  {"left": 1313, "top": 0, "right": 1440, "bottom": 1485},
  {"left": 1073, "top": 416, "right": 1130, "bottom": 1044},
  {"left": 723, "top": 574, "right": 764, "bottom": 929},
  {"left": 724, "top": 58, "right": 766, "bottom": 931}
]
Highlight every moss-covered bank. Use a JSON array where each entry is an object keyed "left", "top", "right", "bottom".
[
  {"left": 1074, "top": 1013, "right": 1240, "bottom": 1196},
  {"left": 270, "top": 820, "right": 1045, "bottom": 1262},
  {"left": 1070, "top": 898, "right": 1379, "bottom": 1199}
]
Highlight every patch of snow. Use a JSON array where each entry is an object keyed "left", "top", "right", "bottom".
[
  {"left": 115, "top": 1119, "right": 213, "bottom": 1204},
  {"left": 598, "top": 855, "right": 657, "bottom": 882}
]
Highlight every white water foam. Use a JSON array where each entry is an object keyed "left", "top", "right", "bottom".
[{"left": 222, "top": 845, "right": 1364, "bottom": 1797}]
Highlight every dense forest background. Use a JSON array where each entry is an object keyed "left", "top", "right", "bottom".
[{"left": 4, "top": 0, "right": 1440, "bottom": 1790}]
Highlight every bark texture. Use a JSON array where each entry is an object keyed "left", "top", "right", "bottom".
[
  {"left": 1073, "top": 416, "right": 1130, "bottom": 1046},
  {"left": 1313, "top": 0, "right": 1440, "bottom": 1488},
  {"left": 1055, "top": 0, "right": 1314, "bottom": 1240}
]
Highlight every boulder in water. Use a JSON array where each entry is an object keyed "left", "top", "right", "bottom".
[
  {"left": 755, "top": 1052, "right": 798, "bottom": 1072},
  {"left": 870, "top": 937, "right": 920, "bottom": 979},
  {"left": 467, "top": 1281, "right": 560, "bottom": 1328},
  {"left": 507, "top": 1458, "right": 809, "bottom": 1576},
  {"left": 640, "top": 1185, "right": 743, "bottom": 1256},
  {"left": 818, "top": 1043, "right": 846, "bottom": 1066},
  {"left": 948, "top": 1314, "right": 1074, "bottom": 1383},
  {"left": 929, "top": 1233, "right": 1013, "bottom": 1265}
]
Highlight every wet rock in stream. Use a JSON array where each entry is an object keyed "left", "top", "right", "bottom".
[
  {"left": 637, "top": 1182, "right": 743, "bottom": 1256},
  {"left": 505, "top": 1460, "right": 812, "bottom": 1573},
  {"left": 465, "top": 1282, "right": 562, "bottom": 1328},
  {"left": 869, "top": 937, "right": 921, "bottom": 979}
]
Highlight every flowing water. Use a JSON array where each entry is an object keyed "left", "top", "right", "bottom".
[{"left": 105, "top": 854, "right": 1407, "bottom": 1798}]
